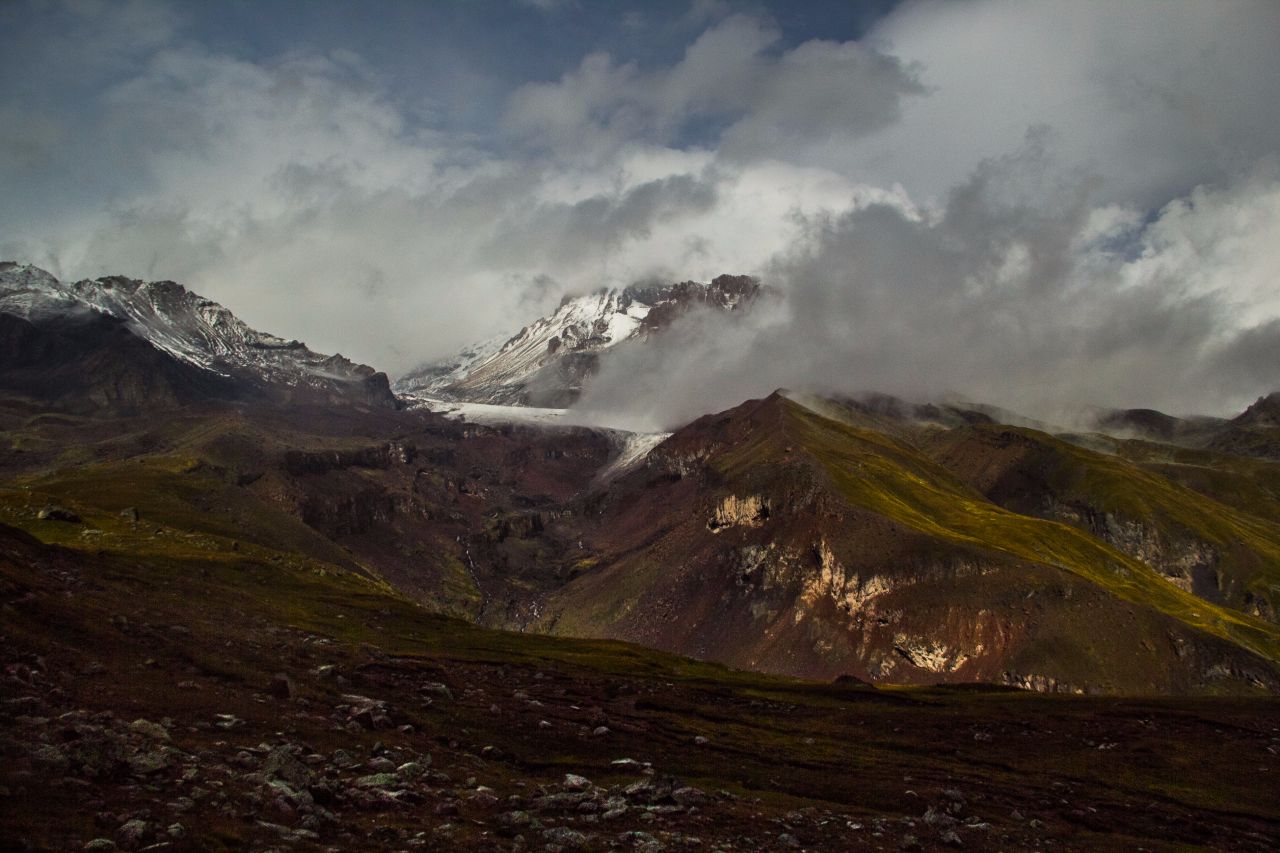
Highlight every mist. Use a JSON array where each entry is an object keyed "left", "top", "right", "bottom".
[{"left": 574, "top": 144, "right": 1280, "bottom": 430}]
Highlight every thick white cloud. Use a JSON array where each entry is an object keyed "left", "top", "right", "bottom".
[
  {"left": 3, "top": 9, "right": 921, "bottom": 374},
  {"left": 575, "top": 145, "right": 1280, "bottom": 429},
  {"left": 843, "top": 0, "right": 1280, "bottom": 206}
]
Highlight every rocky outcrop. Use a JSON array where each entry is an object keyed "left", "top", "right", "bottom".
[
  {"left": 283, "top": 443, "right": 416, "bottom": 476},
  {"left": 707, "top": 495, "right": 771, "bottom": 531},
  {"left": 1046, "top": 499, "right": 1226, "bottom": 601}
]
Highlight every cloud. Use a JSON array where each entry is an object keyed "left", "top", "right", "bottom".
[
  {"left": 505, "top": 14, "right": 924, "bottom": 158},
  {"left": 3, "top": 5, "right": 923, "bottom": 374},
  {"left": 3, "top": 0, "right": 1280, "bottom": 421},
  {"left": 574, "top": 141, "right": 1280, "bottom": 429},
  {"left": 517, "top": 0, "right": 576, "bottom": 12},
  {"left": 839, "top": 0, "right": 1280, "bottom": 207}
]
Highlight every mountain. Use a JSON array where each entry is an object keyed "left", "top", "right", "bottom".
[
  {"left": 521, "top": 393, "right": 1279, "bottom": 693},
  {"left": 1235, "top": 392, "right": 1280, "bottom": 428},
  {"left": 924, "top": 422, "right": 1280, "bottom": 622},
  {"left": 395, "top": 274, "right": 760, "bottom": 407},
  {"left": 1086, "top": 396, "right": 1280, "bottom": 462},
  {"left": 2, "top": 262, "right": 1276, "bottom": 694},
  {"left": 3, "top": 265, "right": 1279, "bottom": 847},
  {"left": 0, "top": 263, "right": 396, "bottom": 411}
]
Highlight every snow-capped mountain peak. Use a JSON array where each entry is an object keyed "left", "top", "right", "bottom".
[
  {"left": 0, "top": 262, "right": 395, "bottom": 407},
  {"left": 395, "top": 274, "right": 760, "bottom": 407}
]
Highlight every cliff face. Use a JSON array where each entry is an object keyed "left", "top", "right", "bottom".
[{"left": 0, "top": 311, "right": 245, "bottom": 414}]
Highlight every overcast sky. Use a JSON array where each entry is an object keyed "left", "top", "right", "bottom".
[{"left": 3, "top": 0, "right": 1279, "bottom": 422}]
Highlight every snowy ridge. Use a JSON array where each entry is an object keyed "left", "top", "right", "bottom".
[
  {"left": 396, "top": 274, "right": 759, "bottom": 406},
  {"left": 0, "top": 262, "right": 391, "bottom": 402},
  {"left": 449, "top": 289, "right": 647, "bottom": 399}
]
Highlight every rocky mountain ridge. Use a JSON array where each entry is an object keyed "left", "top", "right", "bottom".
[{"left": 0, "top": 263, "right": 396, "bottom": 410}]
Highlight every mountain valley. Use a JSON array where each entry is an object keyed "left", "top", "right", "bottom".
[{"left": 2, "top": 265, "right": 1279, "bottom": 849}]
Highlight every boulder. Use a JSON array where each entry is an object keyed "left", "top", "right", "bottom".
[{"left": 38, "top": 505, "right": 81, "bottom": 523}]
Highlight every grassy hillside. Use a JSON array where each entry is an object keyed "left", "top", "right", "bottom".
[
  {"left": 923, "top": 423, "right": 1280, "bottom": 621},
  {"left": 783, "top": 403, "right": 1280, "bottom": 663}
]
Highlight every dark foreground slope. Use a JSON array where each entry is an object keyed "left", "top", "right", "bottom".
[{"left": 3, "top": 522, "right": 1279, "bottom": 852}]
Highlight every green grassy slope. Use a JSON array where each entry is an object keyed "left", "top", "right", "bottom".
[
  {"left": 925, "top": 424, "right": 1280, "bottom": 619},
  {"left": 776, "top": 401, "right": 1280, "bottom": 663}
]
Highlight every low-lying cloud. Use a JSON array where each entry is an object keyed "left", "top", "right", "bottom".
[{"left": 575, "top": 141, "right": 1280, "bottom": 429}]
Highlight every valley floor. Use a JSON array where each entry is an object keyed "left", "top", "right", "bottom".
[{"left": 2, "top": 523, "right": 1278, "bottom": 852}]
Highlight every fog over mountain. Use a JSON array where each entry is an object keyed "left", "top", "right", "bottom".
[{"left": 3, "top": 0, "right": 1279, "bottom": 422}]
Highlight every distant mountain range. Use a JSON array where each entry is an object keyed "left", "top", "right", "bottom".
[{"left": 2, "top": 261, "right": 1280, "bottom": 697}]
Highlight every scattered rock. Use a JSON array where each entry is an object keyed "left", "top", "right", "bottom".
[
  {"left": 353, "top": 773, "right": 400, "bottom": 789},
  {"left": 212, "top": 713, "right": 244, "bottom": 730},
  {"left": 128, "top": 719, "right": 169, "bottom": 742},
  {"left": 563, "top": 773, "right": 592, "bottom": 792},
  {"left": 421, "top": 681, "right": 453, "bottom": 701},
  {"left": 470, "top": 788, "right": 500, "bottom": 810},
  {"left": 28, "top": 743, "right": 70, "bottom": 772},
  {"left": 672, "top": 786, "right": 708, "bottom": 806},
  {"left": 542, "top": 826, "right": 587, "bottom": 849},
  {"left": 397, "top": 760, "right": 430, "bottom": 779},
  {"left": 268, "top": 673, "right": 294, "bottom": 700},
  {"left": 128, "top": 749, "right": 171, "bottom": 776},
  {"left": 38, "top": 505, "right": 81, "bottom": 523},
  {"left": 262, "top": 745, "right": 314, "bottom": 789},
  {"left": 117, "top": 818, "right": 150, "bottom": 847}
]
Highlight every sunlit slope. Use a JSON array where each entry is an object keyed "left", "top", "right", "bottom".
[
  {"left": 925, "top": 424, "right": 1280, "bottom": 621},
  {"left": 782, "top": 403, "right": 1280, "bottom": 663}
]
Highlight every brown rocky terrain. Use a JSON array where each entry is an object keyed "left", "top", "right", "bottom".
[{"left": 3, "top": 520, "right": 1279, "bottom": 851}]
